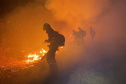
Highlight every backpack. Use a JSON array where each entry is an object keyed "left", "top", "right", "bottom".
[{"left": 54, "top": 32, "right": 65, "bottom": 46}]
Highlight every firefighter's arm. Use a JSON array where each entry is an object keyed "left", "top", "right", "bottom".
[
  {"left": 45, "top": 37, "right": 55, "bottom": 43},
  {"left": 44, "top": 40, "right": 50, "bottom": 43}
]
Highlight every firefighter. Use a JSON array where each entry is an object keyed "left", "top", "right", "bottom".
[
  {"left": 42, "top": 23, "right": 65, "bottom": 65},
  {"left": 72, "top": 27, "right": 86, "bottom": 45},
  {"left": 90, "top": 27, "right": 95, "bottom": 40}
]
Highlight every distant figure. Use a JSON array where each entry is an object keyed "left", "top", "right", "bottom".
[
  {"left": 90, "top": 27, "right": 95, "bottom": 40},
  {"left": 78, "top": 27, "right": 86, "bottom": 38},
  {"left": 72, "top": 27, "right": 86, "bottom": 44},
  {"left": 72, "top": 30, "right": 81, "bottom": 40},
  {"left": 42, "top": 23, "right": 65, "bottom": 65}
]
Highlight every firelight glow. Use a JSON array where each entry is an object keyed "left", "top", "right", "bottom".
[{"left": 26, "top": 48, "right": 47, "bottom": 63}]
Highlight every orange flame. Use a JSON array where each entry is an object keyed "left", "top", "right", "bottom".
[{"left": 25, "top": 48, "right": 47, "bottom": 64}]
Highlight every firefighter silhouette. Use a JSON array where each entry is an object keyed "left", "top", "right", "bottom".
[
  {"left": 90, "top": 27, "right": 95, "bottom": 40},
  {"left": 42, "top": 23, "right": 65, "bottom": 65},
  {"left": 72, "top": 27, "right": 86, "bottom": 44}
]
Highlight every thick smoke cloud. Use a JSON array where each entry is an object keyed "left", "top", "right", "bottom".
[
  {"left": 44, "top": 0, "right": 126, "bottom": 54},
  {"left": 44, "top": 0, "right": 126, "bottom": 42},
  {"left": 46, "top": 0, "right": 111, "bottom": 26},
  {"left": 45, "top": 1, "right": 126, "bottom": 83},
  {"left": 0, "top": 0, "right": 126, "bottom": 83}
]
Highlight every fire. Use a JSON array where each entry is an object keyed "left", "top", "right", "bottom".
[
  {"left": 25, "top": 47, "right": 63, "bottom": 64},
  {"left": 26, "top": 48, "right": 47, "bottom": 64},
  {"left": 60, "top": 47, "right": 63, "bottom": 49},
  {"left": 40, "top": 48, "right": 47, "bottom": 56}
]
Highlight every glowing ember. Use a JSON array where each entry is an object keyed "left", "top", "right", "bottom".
[
  {"left": 40, "top": 48, "right": 47, "bottom": 56},
  {"left": 60, "top": 47, "right": 63, "bottom": 49},
  {"left": 26, "top": 48, "right": 47, "bottom": 64}
]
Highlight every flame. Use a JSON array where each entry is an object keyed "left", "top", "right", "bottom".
[
  {"left": 25, "top": 47, "right": 63, "bottom": 64},
  {"left": 26, "top": 48, "right": 47, "bottom": 64},
  {"left": 40, "top": 48, "right": 47, "bottom": 56},
  {"left": 60, "top": 47, "right": 63, "bottom": 49}
]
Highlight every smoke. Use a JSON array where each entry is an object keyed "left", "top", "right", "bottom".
[
  {"left": 46, "top": 0, "right": 112, "bottom": 27},
  {"left": 0, "top": 0, "right": 50, "bottom": 54},
  {"left": 45, "top": 1, "right": 126, "bottom": 83},
  {"left": 0, "top": 0, "right": 126, "bottom": 83},
  {"left": 45, "top": 0, "right": 126, "bottom": 35},
  {"left": 44, "top": 0, "right": 126, "bottom": 60},
  {"left": 0, "top": 0, "right": 46, "bottom": 18}
]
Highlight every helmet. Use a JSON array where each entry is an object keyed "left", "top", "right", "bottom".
[{"left": 43, "top": 23, "right": 51, "bottom": 30}]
